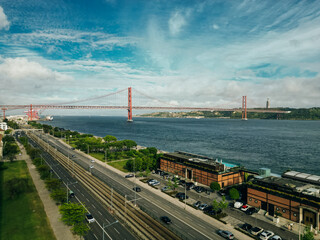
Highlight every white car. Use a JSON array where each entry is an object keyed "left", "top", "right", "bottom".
[
  {"left": 199, "top": 203, "right": 208, "bottom": 210},
  {"left": 270, "top": 235, "right": 282, "bottom": 240},
  {"left": 234, "top": 201, "right": 243, "bottom": 209},
  {"left": 86, "top": 214, "right": 95, "bottom": 223},
  {"left": 148, "top": 179, "right": 157, "bottom": 185},
  {"left": 151, "top": 180, "right": 160, "bottom": 186},
  {"left": 259, "top": 230, "right": 274, "bottom": 240},
  {"left": 250, "top": 227, "right": 264, "bottom": 236}
]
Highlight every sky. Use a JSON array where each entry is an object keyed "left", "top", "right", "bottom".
[{"left": 0, "top": 0, "right": 320, "bottom": 116}]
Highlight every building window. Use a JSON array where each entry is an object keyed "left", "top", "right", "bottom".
[
  {"left": 282, "top": 209, "right": 286, "bottom": 213},
  {"left": 249, "top": 198, "right": 252, "bottom": 201},
  {"left": 254, "top": 200, "right": 258, "bottom": 203}
]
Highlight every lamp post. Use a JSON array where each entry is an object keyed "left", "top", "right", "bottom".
[
  {"left": 66, "top": 181, "right": 77, "bottom": 203},
  {"left": 103, "top": 220, "right": 118, "bottom": 240}
]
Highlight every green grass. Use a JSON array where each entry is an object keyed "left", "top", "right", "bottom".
[
  {"left": 0, "top": 161, "right": 56, "bottom": 240},
  {"left": 89, "top": 152, "right": 105, "bottom": 162},
  {"left": 108, "top": 160, "right": 129, "bottom": 172}
]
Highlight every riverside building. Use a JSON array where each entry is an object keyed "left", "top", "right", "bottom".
[
  {"left": 247, "top": 171, "right": 320, "bottom": 231},
  {"left": 159, "top": 151, "right": 244, "bottom": 188}
]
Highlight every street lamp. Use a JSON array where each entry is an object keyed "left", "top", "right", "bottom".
[
  {"left": 103, "top": 220, "right": 118, "bottom": 240},
  {"left": 66, "top": 181, "right": 77, "bottom": 203}
]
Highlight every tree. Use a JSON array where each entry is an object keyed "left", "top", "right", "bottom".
[
  {"left": 5, "top": 177, "right": 30, "bottom": 199},
  {"left": 219, "top": 196, "right": 229, "bottom": 212},
  {"left": 45, "top": 178, "right": 62, "bottom": 191},
  {"left": 51, "top": 188, "right": 67, "bottom": 204},
  {"left": 59, "top": 203, "right": 87, "bottom": 226},
  {"left": 229, "top": 188, "right": 240, "bottom": 200},
  {"left": 72, "top": 222, "right": 90, "bottom": 237},
  {"left": 212, "top": 199, "right": 220, "bottom": 212},
  {"left": 210, "top": 182, "right": 221, "bottom": 192},
  {"left": 37, "top": 165, "right": 50, "bottom": 179},
  {"left": 104, "top": 135, "right": 117, "bottom": 143},
  {"left": 301, "top": 225, "right": 314, "bottom": 240}
]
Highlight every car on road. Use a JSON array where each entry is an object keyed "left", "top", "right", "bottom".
[
  {"left": 179, "top": 180, "right": 186, "bottom": 186},
  {"left": 160, "top": 216, "right": 172, "bottom": 224},
  {"left": 250, "top": 227, "right": 264, "bottom": 236},
  {"left": 179, "top": 194, "right": 189, "bottom": 200},
  {"left": 240, "top": 223, "right": 252, "bottom": 231},
  {"left": 194, "top": 186, "right": 205, "bottom": 193},
  {"left": 218, "top": 190, "right": 226, "bottom": 196},
  {"left": 194, "top": 201, "right": 201, "bottom": 208},
  {"left": 125, "top": 174, "right": 134, "bottom": 178},
  {"left": 259, "top": 230, "right": 274, "bottom": 240},
  {"left": 270, "top": 235, "right": 282, "bottom": 240},
  {"left": 217, "top": 229, "right": 234, "bottom": 239},
  {"left": 199, "top": 203, "right": 208, "bottom": 210},
  {"left": 185, "top": 182, "right": 195, "bottom": 190},
  {"left": 147, "top": 179, "right": 156, "bottom": 184},
  {"left": 90, "top": 159, "right": 95, "bottom": 162},
  {"left": 133, "top": 187, "right": 141, "bottom": 192},
  {"left": 246, "top": 207, "right": 259, "bottom": 215},
  {"left": 69, "top": 190, "right": 75, "bottom": 198},
  {"left": 234, "top": 201, "right": 244, "bottom": 209},
  {"left": 86, "top": 214, "right": 95, "bottom": 223},
  {"left": 241, "top": 204, "right": 249, "bottom": 211},
  {"left": 161, "top": 186, "right": 170, "bottom": 192}
]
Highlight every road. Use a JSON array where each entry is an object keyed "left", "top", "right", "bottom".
[{"left": 35, "top": 131, "right": 253, "bottom": 240}]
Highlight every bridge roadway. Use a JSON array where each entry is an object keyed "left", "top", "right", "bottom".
[
  {"left": 31, "top": 130, "right": 253, "bottom": 240},
  {"left": 22, "top": 131, "right": 135, "bottom": 240}
]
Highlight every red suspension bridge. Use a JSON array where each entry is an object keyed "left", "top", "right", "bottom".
[{"left": 0, "top": 87, "right": 289, "bottom": 122}]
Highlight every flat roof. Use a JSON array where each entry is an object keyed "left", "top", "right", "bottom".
[{"left": 283, "top": 171, "right": 320, "bottom": 186}]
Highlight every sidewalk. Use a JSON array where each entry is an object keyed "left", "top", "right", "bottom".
[{"left": 16, "top": 141, "right": 77, "bottom": 240}]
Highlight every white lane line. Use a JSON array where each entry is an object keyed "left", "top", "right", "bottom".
[
  {"left": 114, "top": 228, "right": 120, "bottom": 234},
  {"left": 98, "top": 211, "right": 102, "bottom": 215},
  {"left": 86, "top": 198, "right": 90, "bottom": 202},
  {"left": 175, "top": 225, "right": 181, "bottom": 229},
  {"left": 188, "top": 232, "right": 195, "bottom": 238},
  {"left": 198, "top": 223, "right": 205, "bottom": 228},
  {"left": 93, "top": 233, "right": 98, "bottom": 239},
  {"left": 81, "top": 193, "right": 84, "bottom": 196},
  {"left": 105, "top": 219, "right": 110, "bottom": 224},
  {"left": 92, "top": 204, "right": 96, "bottom": 209}
]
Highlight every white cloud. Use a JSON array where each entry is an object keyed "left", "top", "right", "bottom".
[
  {"left": 212, "top": 24, "right": 219, "bottom": 30},
  {"left": 0, "top": 6, "right": 10, "bottom": 30},
  {"left": 168, "top": 11, "right": 187, "bottom": 35}
]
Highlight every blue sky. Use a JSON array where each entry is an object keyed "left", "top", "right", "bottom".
[{"left": 0, "top": 0, "right": 319, "bottom": 114}]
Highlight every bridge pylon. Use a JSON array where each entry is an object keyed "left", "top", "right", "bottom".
[
  {"left": 242, "top": 96, "right": 247, "bottom": 120},
  {"left": 127, "top": 87, "right": 133, "bottom": 122}
]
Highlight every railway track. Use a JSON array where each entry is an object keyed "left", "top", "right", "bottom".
[{"left": 28, "top": 131, "right": 181, "bottom": 240}]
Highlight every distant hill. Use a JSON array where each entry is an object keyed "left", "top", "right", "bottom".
[{"left": 136, "top": 108, "right": 320, "bottom": 120}]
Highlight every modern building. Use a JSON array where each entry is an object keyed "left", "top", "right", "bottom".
[
  {"left": 0, "top": 122, "right": 7, "bottom": 131},
  {"left": 247, "top": 171, "right": 320, "bottom": 231},
  {"left": 159, "top": 151, "right": 244, "bottom": 188}
]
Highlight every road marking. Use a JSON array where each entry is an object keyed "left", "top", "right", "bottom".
[
  {"left": 93, "top": 233, "right": 98, "bottom": 239},
  {"left": 92, "top": 204, "right": 96, "bottom": 209},
  {"left": 114, "top": 228, "right": 120, "bottom": 234},
  {"left": 188, "top": 232, "right": 195, "bottom": 238},
  {"left": 98, "top": 211, "right": 102, "bottom": 215},
  {"left": 86, "top": 198, "right": 90, "bottom": 202},
  {"left": 197, "top": 223, "right": 205, "bottom": 228},
  {"left": 175, "top": 224, "right": 181, "bottom": 229},
  {"left": 81, "top": 193, "right": 84, "bottom": 196}
]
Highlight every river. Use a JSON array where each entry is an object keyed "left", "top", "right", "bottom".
[{"left": 42, "top": 116, "right": 320, "bottom": 175}]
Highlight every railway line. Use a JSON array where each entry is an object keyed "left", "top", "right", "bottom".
[{"left": 27, "top": 131, "right": 180, "bottom": 240}]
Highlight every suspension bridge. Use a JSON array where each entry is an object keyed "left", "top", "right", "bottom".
[{"left": 0, "top": 87, "right": 289, "bottom": 122}]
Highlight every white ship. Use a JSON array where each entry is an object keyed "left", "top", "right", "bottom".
[{"left": 45, "top": 116, "right": 53, "bottom": 121}]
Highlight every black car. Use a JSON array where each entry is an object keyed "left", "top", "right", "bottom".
[
  {"left": 246, "top": 207, "right": 258, "bottom": 215},
  {"left": 194, "top": 186, "right": 205, "bottom": 193},
  {"left": 125, "top": 174, "right": 134, "bottom": 178},
  {"left": 241, "top": 223, "right": 253, "bottom": 231},
  {"left": 194, "top": 201, "right": 201, "bottom": 208},
  {"left": 160, "top": 216, "right": 172, "bottom": 224},
  {"left": 179, "top": 194, "right": 189, "bottom": 200},
  {"left": 218, "top": 190, "right": 226, "bottom": 196},
  {"left": 179, "top": 180, "right": 186, "bottom": 186},
  {"left": 133, "top": 187, "right": 141, "bottom": 192},
  {"left": 185, "top": 182, "right": 195, "bottom": 190}
]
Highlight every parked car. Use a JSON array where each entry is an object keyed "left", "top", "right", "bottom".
[
  {"left": 241, "top": 204, "right": 249, "bottom": 211},
  {"left": 151, "top": 180, "right": 160, "bottom": 186},
  {"left": 234, "top": 201, "right": 244, "bottom": 209},
  {"left": 218, "top": 229, "right": 234, "bottom": 239},
  {"left": 161, "top": 186, "right": 170, "bottom": 192},
  {"left": 125, "top": 174, "right": 134, "bottom": 178},
  {"left": 176, "top": 192, "right": 184, "bottom": 198},
  {"left": 199, "top": 203, "right": 208, "bottom": 210},
  {"left": 133, "top": 187, "right": 141, "bottom": 192},
  {"left": 155, "top": 169, "right": 163, "bottom": 175},
  {"left": 160, "top": 216, "right": 172, "bottom": 224},
  {"left": 270, "top": 235, "right": 282, "bottom": 240},
  {"left": 179, "top": 193, "right": 189, "bottom": 200},
  {"left": 147, "top": 179, "right": 156, "bottom": 185},
  {"left": 246, "top": 207, "right": 259, "bottom": 215},
  {"left": 250, "top": 227, "right": 264, "bottom": 236},
  {"left": 259, "top": 230, "right": 274, "bottom": 240},
  {"left": 241, "top": 223, "right": 252, "bottom": 231},
  {"left": 185, "top": 182, "right": 195, "bottom": 190},
  {"left": 86, "top": 214, "right": 95, "bottom": 223},
  {"left": 218, "top": 190, "right": 226, "bottom": 196},
  {"left": 90, "top": 159, "right": 95, "bottom": 162},
  {"left": 179, "top": 180, "right": 186, "bottom": 186},
  {"left": 69, "top": 190, "right": 75, "bottom": 198},
  {"left": 194, "top": 201, "right": 201, "bottom": 208},
  {"left": 194, "top": 186, "right": 205, "bottom": 193}
]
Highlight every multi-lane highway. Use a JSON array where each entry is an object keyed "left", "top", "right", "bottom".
[{"left": 26, "top": 129, "right": 252, "bottom": 240}]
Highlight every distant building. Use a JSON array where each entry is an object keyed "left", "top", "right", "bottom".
[
  {"left": 266, "top": 98, "right": 270, "bottom": 109},
  {"left": 0, "top": 133, "right": 3, "bottom": 160},
  {"left": 0, "top": 122, "right": 7, "bottom": 131},
  {"left": 247, "top": 171, "right": 320, "bottom": 231},
  {"left": 159, "top": 151, "right": 244, "bottom": 188}
]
